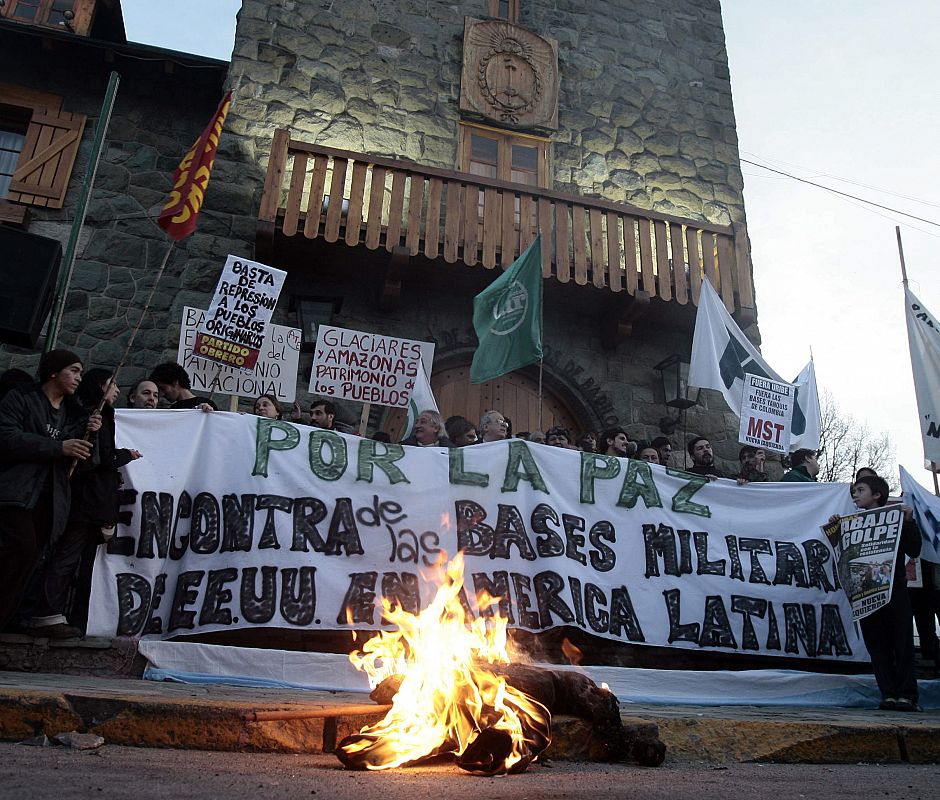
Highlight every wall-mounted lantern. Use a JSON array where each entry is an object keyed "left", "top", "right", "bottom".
[
  {"left": 293, "top": 296, "right": 342, "bottom": 352},
  {"left": 653, "top": 354, "right": 701, "bottom": 434}
]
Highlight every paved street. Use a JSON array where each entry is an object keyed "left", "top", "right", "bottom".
[{"left": 0, "top": 743, "right": 936, "bottom": 800}]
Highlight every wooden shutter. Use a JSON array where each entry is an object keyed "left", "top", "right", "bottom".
[{"left": 8, "top": 108, "right": 86, "bottom": 208}]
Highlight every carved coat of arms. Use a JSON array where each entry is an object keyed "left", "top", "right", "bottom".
[{"left": 460, "top": 18, "right": 559, "bottom": 130}]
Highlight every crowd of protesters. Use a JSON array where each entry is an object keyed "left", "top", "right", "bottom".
[{"left": 0, "top": 358, "right": 937, "bottom": 711}]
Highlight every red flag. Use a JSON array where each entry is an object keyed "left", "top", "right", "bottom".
[{"left": 158, "top": 91, "right": 232, "bottom": 241}]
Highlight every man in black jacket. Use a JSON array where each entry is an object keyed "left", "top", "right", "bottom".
[
  {"left": 149, "top": 362, "right": 217, "bottom": 410},
  {"left": 0, "top": 350, "right": 99, "bottom": 630},
  {"left": 686, "top": 436, "right": 725, "bottom": 478}
]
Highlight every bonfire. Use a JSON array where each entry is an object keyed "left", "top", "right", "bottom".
[
  {"left": 335, "top": 554, "right": 551, "bottom": 775},
  {"left": 335, "top": 554, "right": 666, "bottom": 774}
]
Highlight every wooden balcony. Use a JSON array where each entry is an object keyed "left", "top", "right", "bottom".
[{"left": 257, "top": 128, "right": 756, "bottom": 317}]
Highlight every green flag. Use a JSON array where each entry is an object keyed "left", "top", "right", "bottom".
[{"left": 470, "top": 235, "right": 543, "bottom": 384}]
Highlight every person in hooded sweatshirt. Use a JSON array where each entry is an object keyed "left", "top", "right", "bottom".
[
  {"left": 0, "top": 350, "right": 100, "bottom": 631},
  {"left": 25, "top": 369, "right": 142, "bottom": 637}
]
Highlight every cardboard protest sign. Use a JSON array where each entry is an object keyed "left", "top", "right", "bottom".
[
  {"left": 178, "top": 307, "right": 301, "bottom": 402},
  {"left": 822, "top": 504, "right": 905, "bottom": 621},
  {"left": 91, "top": 411, "right": 867, "bottom": 664},
  {"left": 738, "top": 373, "right": 795, "bottom": 454},
  {"left": 193, "top": 255, "right": 287, "bottom": 371},
  {"left": 309, "top": 325, "right": 433, "bottom": 408}
]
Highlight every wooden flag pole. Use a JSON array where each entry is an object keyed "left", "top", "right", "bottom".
[
  {"left": 205, "top": 363, "right": 225, "bottom": 406},
  {"left": 898, "top": 226, "right": 940, "bottom": 496},
  {"left": 359, "top": 402, "right": 371, "bottom": 436},
  {"left": 896, "top": 225, "right": 909, "bottom": 286},
  {"left": 112, "top": 241, "right": 174, "bottom": 386},
  {"left": 67, "top": 376, "right": 115, "bottom": 479},
  {"left": 66, "top": 240, "right": 174, "bottom": 477},
  {"left": 537, "top": 358, "right": 544, "bottom": 432}
]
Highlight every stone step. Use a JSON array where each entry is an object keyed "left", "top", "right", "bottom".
[{"left": 0, "top": 671, "right": 939, "bottom": 764}]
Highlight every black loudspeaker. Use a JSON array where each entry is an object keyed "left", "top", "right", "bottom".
[{"left": 0, "top": 226, "right": 63, "bottom": 348}]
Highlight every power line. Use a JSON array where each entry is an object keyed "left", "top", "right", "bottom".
[
  {"left": 741, "top": 150, "right": 940, "bottom": 210},
  {"left": 740, "top": 158, "right": 940, "bottom": 229},
  {"left": 827, "top": 190, "right": 940, "bottom": 241}
]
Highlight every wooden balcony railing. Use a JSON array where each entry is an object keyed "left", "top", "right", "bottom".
[{"left": 258, "top": 128, "right": 755, "bottom": 314}]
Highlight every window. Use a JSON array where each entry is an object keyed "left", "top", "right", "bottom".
[
  {"left": 459, "top": 123, "right": 549, "bottom": 188},
  {"left": 0, "top": 108, "right": 29, "bottom": 198},
  {"left": 0, "top": 84, "right": 86, "bottom": 209},
  {"left": 487, "top": 0, "right": 520, "bottom": 23},
  {"left": 3, "top": 0, "right": 76, "bottom": 29}
]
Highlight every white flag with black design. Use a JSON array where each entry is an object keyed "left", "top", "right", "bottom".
[
  {"left": 905, "top": 287, "right": 940, "bottom": 465},
  {"left": 689, "top": 278, "right": 821, "bottom": 451},
  {"left": 900, "top": 467, "right": 940, "bottom": 564},
  {"left": 790, "top": 358, "right": 822, "bottom": 452}
]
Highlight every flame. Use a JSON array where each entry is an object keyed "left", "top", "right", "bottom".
[
  {"left": 338, "top": 553, "right": 550, "bottom": 773},
  {"left": 561, "top": 637, "right": 583, "bottom": 665}
]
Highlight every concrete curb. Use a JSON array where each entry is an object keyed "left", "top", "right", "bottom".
[
  {"left": 0, "top": 672, "right": 938, "bottom": 764},
  {"left": 622, "top": 705, "right": 940, "bottom": 764}
]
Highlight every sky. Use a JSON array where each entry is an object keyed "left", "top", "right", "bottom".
[{"left": 120, "top": 1, "right": 940, "bottom": 489}]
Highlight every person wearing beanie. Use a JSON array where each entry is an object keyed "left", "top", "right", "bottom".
[
  {"left": 24, "top": 369, "right": 142, "bottom": 638},
  {"left": 0, "top": 349, "right": 101, "bottom": 634}
]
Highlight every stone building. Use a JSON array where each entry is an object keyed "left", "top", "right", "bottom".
[
  {"left": 229, "top": 0, "right": 757, "bottom": 466},
  {"left": 0, "top": 0, "right": 238, "bottom": 382},
  {"left": 1, "top": 0, "right": 759, "bottom": 470}
]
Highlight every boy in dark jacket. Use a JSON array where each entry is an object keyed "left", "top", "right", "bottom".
[
  {"left": 834, "top": 475, "right": 923, "bottom": 711},
  {"left": 0, "top": 350, "right": 99, "bottom": 629}
]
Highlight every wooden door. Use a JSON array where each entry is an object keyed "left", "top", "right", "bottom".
[{"left": 383, "top": 363, "right": 581, "bottom": 441}]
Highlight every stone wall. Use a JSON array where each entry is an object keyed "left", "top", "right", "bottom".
[
  {"left": 0, "top": 32, "right": 254, "bottom": 388},
  {"left": 228, "top": 0, "right": 744, "bottom": 225},
  {"left": 223, "top": 0, "right": 750, "bottom": 468}
]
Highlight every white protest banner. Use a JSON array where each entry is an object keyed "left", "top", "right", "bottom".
[
  {"left": 178, "top": 307, "right": 301, "bottom": 402},
  {"left": 90, "top": 411, "right": 868, "bottom": 664},
  {"left": 822, "top": 505, "right": 905, "bottom": 621},
  {"left": 309, "top": 325, "right": 431, "bottom": 408},
  {"left": 738, "top": 374, "right": 795, "bottom": 454},
  {"left": 193, "top": 255, "right": 287, "bottom": 371}
]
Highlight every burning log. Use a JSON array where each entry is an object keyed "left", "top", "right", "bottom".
[
  {"left": 455, "top": 728, "right": 515, "bottom": 773},
  {"left": 369, "top": 673, "right": 403, "bottom": 705},
  {"left": 488, "top": 664, "right": 665, "bottom": 766},
  {"left": 334, "top": 734, "right": 456, "bottom": 771},
  {"left": 369, "top": 664, "right": 666, "bottom": 768}
]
